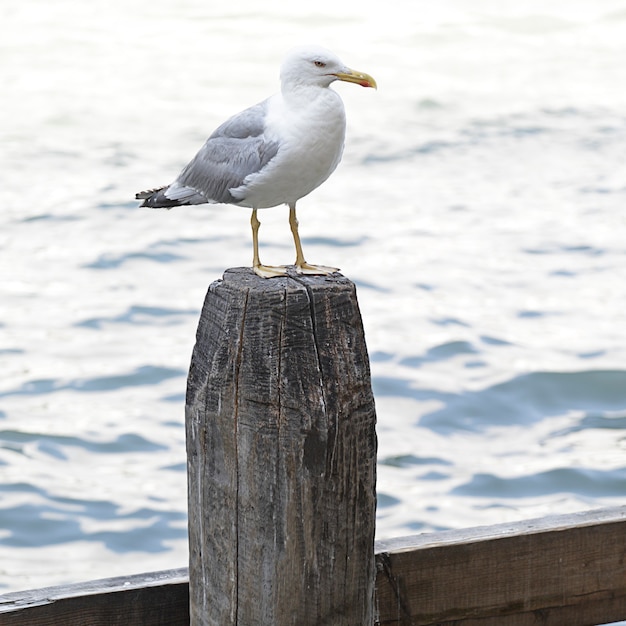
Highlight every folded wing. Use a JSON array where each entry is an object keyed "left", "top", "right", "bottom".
[{"left": 136, "top": 100, "right": 280, "bottom": 208}]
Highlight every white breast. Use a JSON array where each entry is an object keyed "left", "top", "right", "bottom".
[{"left": 230, "top": 87, "right": 347, "bottom": 209}]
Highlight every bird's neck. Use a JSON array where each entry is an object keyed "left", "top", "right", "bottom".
[{"left": 281, "top": 83, "right": 336, "bottom": 106}]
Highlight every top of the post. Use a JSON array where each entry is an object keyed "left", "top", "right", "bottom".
[{"left": 212, "top": 267, "right": 358, "bottom": 295}]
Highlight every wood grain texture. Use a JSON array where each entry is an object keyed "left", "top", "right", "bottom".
[
  {"left": 0, "top": 569, "right": 189, "bottom": 626},
  {"left": 375, "top": 506, "right": 626, "bottom": 626},
  {"left": 185, "top": 268, "right": 378, "bottom": 625}
]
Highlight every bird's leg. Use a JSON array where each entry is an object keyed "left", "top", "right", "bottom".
[
  {"left": 289, "top": 204, "right": 339, "bottom": 275},
  {"left": 251, "top": 209, "right": 288, "bottom": 278}
]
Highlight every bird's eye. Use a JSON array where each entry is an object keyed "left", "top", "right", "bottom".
[{"left": 314, "top": 61, "right": 326, "bottom": 68}]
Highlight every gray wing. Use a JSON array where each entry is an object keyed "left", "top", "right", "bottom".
[{"left": 175, "top": 99, "right": 280, "bottom": 204}]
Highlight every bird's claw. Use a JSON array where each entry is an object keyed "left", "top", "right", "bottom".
[
  {"left": 253, "top": 264, "right": 289, "bottom": 279},
  {"left": 253, "top": 263, "right": 339, "bottom": 278},
  {"left": 295, "top": 262, "right": 340, "bottom": 276}
]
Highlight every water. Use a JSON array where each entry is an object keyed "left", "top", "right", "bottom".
[{"left": 2, "top": 0, "right": 626, "bottom": 594}]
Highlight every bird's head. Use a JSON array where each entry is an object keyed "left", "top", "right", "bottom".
[{"left": 280, "top": 45, "right": 377, "bottom": 91}]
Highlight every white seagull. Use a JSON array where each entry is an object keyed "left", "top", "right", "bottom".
[{"left": 136, "top": 45, "right": 376, "bottom": 278}]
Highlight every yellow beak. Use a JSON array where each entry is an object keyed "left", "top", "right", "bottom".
[{"left": 333, "top": 68, "right": 377, "bottom": 89}]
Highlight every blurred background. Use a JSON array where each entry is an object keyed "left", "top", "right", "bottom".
[{"left": 2, "top": 0, "right": 626, "bottom": 592}]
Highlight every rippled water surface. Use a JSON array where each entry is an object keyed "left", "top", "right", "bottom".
[{"left": 2, "top": 0, "right": 626, "bottom": 593}]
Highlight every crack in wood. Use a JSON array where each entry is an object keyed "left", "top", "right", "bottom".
[
  {"left": 377, "top": 552, "right": 414, "bottom": 625},
  {"left": 232, "top": 286, "right": 249, "bottom": 625}
]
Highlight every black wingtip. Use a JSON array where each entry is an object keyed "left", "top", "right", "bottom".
[
  {"left": 135, "top": 186, "right": 174, "bottom": 208},
  {"left": 136, "top": 187, "right": 164, "bottom": 198}
]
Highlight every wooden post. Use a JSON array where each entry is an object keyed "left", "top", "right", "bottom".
[{"left": 185, "top": 267, "right": 377, "bottom": 625}]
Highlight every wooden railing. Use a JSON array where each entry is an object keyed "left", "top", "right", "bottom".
[
  {"left": 1, "top": 506, "right": 625, "bottom": 625},
  {"left": 375, "top": 506, "right": 626, "bottom": 625}
]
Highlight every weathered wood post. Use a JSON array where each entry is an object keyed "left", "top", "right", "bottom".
[{"left": 185, "top": 267, "right": 377, "bottom": 625}]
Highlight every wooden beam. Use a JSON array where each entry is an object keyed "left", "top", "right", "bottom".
[
  {"left": 1, "top": 508, "right": 626, "bottom": 624},
  {"left": 0, "top": 569, "right": 188, "bottom": 626},
  {"left": 185, "top": 268, "right": 378, "bottom": 625},
  {"left": 375, "top": 506, "right": 626, "bottom": 626}
]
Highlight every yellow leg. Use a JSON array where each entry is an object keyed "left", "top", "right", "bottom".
[
  {"left": 251, "top": 209, "right": 261, "bottom": 267},
  {"left": 251, "top": 209, "right": 288, "bottom": 278},
  {"left": 289, "top": 204, "right": 339, "bottom": 275},
  {"left": 289, "top": 204, "right": 306, "bottom": 268}
]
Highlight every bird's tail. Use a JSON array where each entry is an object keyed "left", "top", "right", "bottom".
[
  {"left": 135, "top": 183, "right": 207, "bottom": 208},
  {"left": 135, "top": 186, "right": 178, "bottom": 209}
]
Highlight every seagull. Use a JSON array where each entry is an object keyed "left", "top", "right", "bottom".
[{"left": 135, "top": 45, "right": 376, "bottom": 278}]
